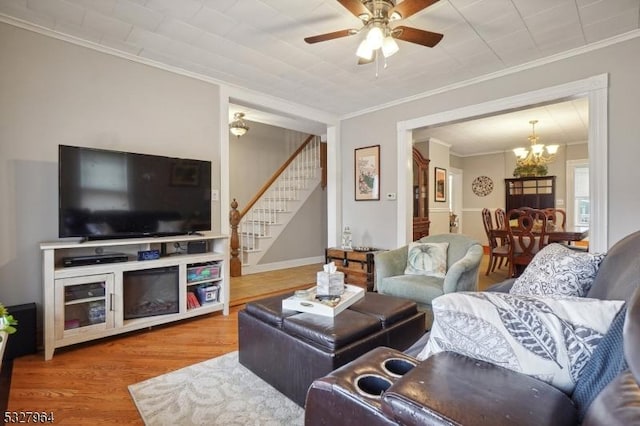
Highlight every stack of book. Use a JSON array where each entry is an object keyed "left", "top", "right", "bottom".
[{"left": 186, "top": 292, "right": 201, "bottom": 310}]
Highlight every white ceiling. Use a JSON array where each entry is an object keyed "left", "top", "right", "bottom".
[
  {"left": 415, "top": 97, "right": 590, "bottom": 156},
  {"left": 1, "top": 0, "right": 637, "bottom": 154}
]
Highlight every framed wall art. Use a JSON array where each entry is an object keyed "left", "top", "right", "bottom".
[
  {"left": 354, "top": 145, "right": 380, "bottom": 201},
  {"left": 434, "top": 167, "right": 447, "bottom": 202}
]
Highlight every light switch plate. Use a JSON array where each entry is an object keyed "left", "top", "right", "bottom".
[
  {"left": 212, "top": 189, "right": 219, "bottom": 201},
  {"left": 386, "top": 192, "right": 396, "bottom": 200}
]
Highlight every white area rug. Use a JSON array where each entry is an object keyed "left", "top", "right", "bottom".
[{"left": 128, "top": 351, "right": 304, "bottom": 425}]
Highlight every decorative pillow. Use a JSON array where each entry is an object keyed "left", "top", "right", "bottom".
[
  {"left": 416, "top": 292, "right": 624, "bottom": 394},
  {"left": 404, "top": 242, "right": 448, "bottom": 278},
  {"left": 510, "top": 243, "right": 606, "bottom": 297}
]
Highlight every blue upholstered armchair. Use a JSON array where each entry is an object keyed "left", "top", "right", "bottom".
[{"left": 374, "top": 234, "right": 483, "bottom": 327}]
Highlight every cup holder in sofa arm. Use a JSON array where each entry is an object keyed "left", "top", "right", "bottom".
[
  {"left": 382, "top": 358, "right": 416, "bottom": 377},
  {"left": 356, "top": 374, "right": 393, "bottom": 399}
]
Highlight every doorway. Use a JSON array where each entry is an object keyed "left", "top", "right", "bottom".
[
  {"left": 448, "top": 167, "right": 463, "bottom": 233},
  {"left": 395, "top": 74, "right": 608, "bottom": 251}
]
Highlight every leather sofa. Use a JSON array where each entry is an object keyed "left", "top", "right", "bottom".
[{"left": 305, "top": 230, "right": 640, "bottom": 425}]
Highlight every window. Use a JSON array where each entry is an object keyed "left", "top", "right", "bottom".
[{"left": 573, "top": 165, "right": 589, "bottom": 226}]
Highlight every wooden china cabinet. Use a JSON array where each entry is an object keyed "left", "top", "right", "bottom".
[
  {"left": 505, "top": 176, "right": 556, "bottom": 211},
  {"left": 412, "top": 148, "right": 430, "bottom": 240}
]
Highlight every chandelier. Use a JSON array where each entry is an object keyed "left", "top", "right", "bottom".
[
  {"left": 229, "top": 112, "right": 249, "bottom": 138},
  {"left": 512, "top": 120, "right": 558, "bottom": 176}
]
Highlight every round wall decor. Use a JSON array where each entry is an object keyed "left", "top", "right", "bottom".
[{"left": 472, "top": 176, "right": 494, "bottom": 197}]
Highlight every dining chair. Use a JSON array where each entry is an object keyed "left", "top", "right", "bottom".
[
  {"left": 494, "top": 207, "right": 509, "bottom": 245},
  {"left": 544, "top": 208, "right": 567, "bottom": 230},
  {"left": 482, "top": 208, "right": 510, "bottom": 275},
  {"left": 506, "top": 208, "right": 549, "bottom": 277},
  {"left": 495, "top": 208, "right": 507, "bottom": 230}
]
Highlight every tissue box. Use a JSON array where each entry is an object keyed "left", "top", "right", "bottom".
[{"left": 316, "top": 271, "right": 345, "bottom": 296}]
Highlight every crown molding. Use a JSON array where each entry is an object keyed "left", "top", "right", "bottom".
[{"left": 343, "top": 29, "right": 639, "bottom": 120}]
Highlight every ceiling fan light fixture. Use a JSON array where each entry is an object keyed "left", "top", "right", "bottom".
[
  {"left": 229, "top": 112, "right": 249, "bottom": 138},
  {"left": 382, "top": 36, "right": 399, "bottom": 57},
  {"left": 356, "top": 39, "right": 374, "bottom": 60},
  {"left": 366, "top": 25, "right": 384, "bottom": 50}
]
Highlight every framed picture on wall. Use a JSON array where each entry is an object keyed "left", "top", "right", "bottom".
[
  {"left": 355, "top": 145, "right": 380, "bottom": 201},
  {"left": 435, "top": 167, "right": 446, "bottom": 202}
]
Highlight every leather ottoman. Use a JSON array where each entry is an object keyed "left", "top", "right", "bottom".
[{"left": 238, "top": 292, "right": 425, "bottom": 407}]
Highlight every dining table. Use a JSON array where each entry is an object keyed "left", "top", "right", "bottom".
[
  {"left": 490, "top": 225, "right": 589, "bottom": 277},
  {"left": 490, "top": 226, "right": 589, "bottom": 244}
]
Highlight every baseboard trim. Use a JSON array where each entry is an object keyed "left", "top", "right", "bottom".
[{"left": 243, "top": 256, "right": 324, "bottom": 275}]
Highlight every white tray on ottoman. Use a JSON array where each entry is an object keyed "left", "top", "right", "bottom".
[{"left": 282, "top": 284, "right": 365, "bottom": 317}]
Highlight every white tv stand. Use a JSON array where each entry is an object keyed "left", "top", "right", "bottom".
[{"left": 40, "top": 233, "right": 229, "bottom": 360}]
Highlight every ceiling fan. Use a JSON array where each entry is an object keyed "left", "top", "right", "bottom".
[{"left": 304, "top": 0, "right": 443, "bottom": 64}]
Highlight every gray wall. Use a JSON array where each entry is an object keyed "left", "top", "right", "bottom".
[
  {"left": 341, "top": 37, "right": 640, "bottom": 249},
  {"left": 0, "top": 23, "right": 327, "bottom": 313},
  {"left": 0, "top": 23, "right": 222, "bottom": 309}
]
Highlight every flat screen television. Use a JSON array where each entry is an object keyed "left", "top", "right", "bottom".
[{"left": 59, "top": 145, "right": 212, "bottom": 240}]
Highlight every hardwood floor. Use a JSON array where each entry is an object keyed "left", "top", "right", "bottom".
[
  {"left": 229, "top": 263, "right": 322, "bottom": 307},
  {"left": 5, "top": 256, "right": 507, "bottom": 425}
]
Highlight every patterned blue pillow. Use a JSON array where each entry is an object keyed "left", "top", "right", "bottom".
[
  {"left": 510, "top": 243, "right": 606, "bottom": 297},
  {"left": 417, "top": 292, "right": 624, "bottom": 394}
]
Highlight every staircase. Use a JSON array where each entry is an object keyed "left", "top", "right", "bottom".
[{"left": 234, "top": 136, "right": 323, "bottom": 274}]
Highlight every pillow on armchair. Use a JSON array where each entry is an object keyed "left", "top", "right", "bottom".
[
  {"left": 417, "top": 292, "right": 624, "bottom": 394},
  {"left": 404, "top": 242, "right": 448, "bottom": 278}
]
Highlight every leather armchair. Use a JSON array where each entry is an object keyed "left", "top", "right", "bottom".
[{"left": 374, "top": 234, "right": 483, "bottom": 327}]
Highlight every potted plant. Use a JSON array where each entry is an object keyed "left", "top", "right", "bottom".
[
  {"left": 513, "top": 164, "right": 548, "bottom": 177},
  {"left": 0, "top": 303, "right": 18, "bottom": 341}
]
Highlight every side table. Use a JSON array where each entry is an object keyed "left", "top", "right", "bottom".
[{"left": 325, "top": 247, "right": 382, "bottom": 292}]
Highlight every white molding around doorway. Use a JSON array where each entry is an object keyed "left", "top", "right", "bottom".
[{"left": 396, "top": 74, "right": 608, "bottom": 252}]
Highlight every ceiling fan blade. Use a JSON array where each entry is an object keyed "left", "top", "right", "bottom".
[
  {"left": 337, "top": 0, "right": 372, "bottom": 20},
  {"left": 304, "top": 29, "right": 357, "bottom": 44},
  {"left": 393, "top": 26, "right": 443, "bottom": 47},
  {"left": 389, "top": 0, "right": 440, "bottom": 20}
]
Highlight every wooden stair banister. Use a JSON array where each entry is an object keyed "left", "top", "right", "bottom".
[
  {"left": 229, "top": 134, "right": 318, "bottom": 276},
  {"left": 239, "top": 134, "right": 316, "bottom": 219}
]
